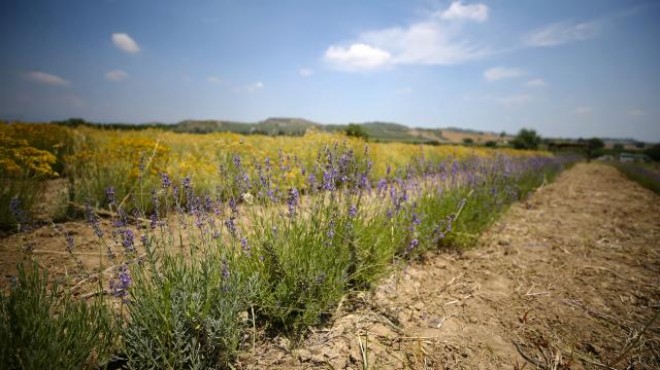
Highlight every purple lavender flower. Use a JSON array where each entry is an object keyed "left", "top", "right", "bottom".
[
  {"left": 110, "top": 265, "right": 131, "bottom": 299},
  {"left": 287, "top": 187, "right": 300, "bottom": 217},
  {"left": 224, "top": 217, "right": 237, "bottom": 237},
  {"left": 377, "top": 179, "right": 387, "bottom": 193},
  {"left": 160, "top": 172, "right": 171, "bottom": 189},
  {"left": 182, "top": 177, "right": 192, "bottom": 191},
  {"left": 122, "top": 229, "right": 135, "bottom": 252},
  {"left": 221, "top": 259, "right": 230, "bottom": 280},
  {"left": 233, "top": 154, "right": 242, "bottom": 169},
  {"left": 85, "top": 204, "right": 104, "bottom": 238},
  {"left": 406, "top": 239, "right": 419, "bottom": 254},
  {"left": 412, "top": 212, "right": 421, "bottom": 226},
  {"left": 228, "top": 197, "right": 238, "bottom": 215},
  {"left": 307, "top": 173, "right": 317, "bottom": 191},
  {"left": 348, "top": 204, "right": 358, "bottom": 218},
  {"left": 240, "top": 237, "right": 250, "bottom": 254},
  {"left": 322, "top": 170, "right": 336, "bottom": 191}
]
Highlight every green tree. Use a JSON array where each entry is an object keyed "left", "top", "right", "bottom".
[
  {"left": 512, "top": 128, "right": 541, "bottom": 150},
  {"left": 587, "top": 137, "right": 605, "bottom": 150},
  {"left": 345, "top": 123, "right": 368, "bottom": 140},
  {"left": 645, "top": 143, "right": 660, "bottom": 161},
  {"left": 462, "top": 138, "right": 474, "bottom": 145}
]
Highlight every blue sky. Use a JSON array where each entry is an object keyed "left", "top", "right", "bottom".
[{"left": 1, "top": 0, "right": 659, "bottom": 141}]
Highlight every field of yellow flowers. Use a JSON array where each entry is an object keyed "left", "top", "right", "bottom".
[{"left": 1, "top": 122, "right": 545, "bottom": 225}]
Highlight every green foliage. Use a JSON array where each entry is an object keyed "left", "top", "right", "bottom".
[
  {"left": 345, "top": 123, "right": 369, "bottom": 140},
  {"left": 0, "top": 261, "right": 115, "bottom": 370},
  {"left": 587, "top": 137, "right": 605, "bottom": 150},
  {"left": 512, "top": 128, "right": 542, "bottom": 150},
  {"left": 613, "top": 162, "right": 660, "bottom": 194},
  {"left": 485, "top": 140, "right": 497, "bottom": 148},
  {"left": 462, "top": 138, "right": 474, "bottom": 145},
  {"left": 123, "top": 249, "right": 254, "bottom": 369},
  {"left": 645, "top": 143, "right": 660, "bottom": 161}
]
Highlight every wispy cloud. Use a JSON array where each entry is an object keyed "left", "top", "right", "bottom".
[
  {"left": 112, "top": 33, "right": 140, "bottom": 53},
  {"left": 628, "top": 109, "right": 646, "bottom": 117},
  {"left": 525, "top": 78, "right": 546, "bottom": 87},
  {"left": 440, "top": 1, "right": 489, "bottom": 22},
  {"left": 396, "top": 87, "right": 413, "bottom": 94},
  {"left": 484, "top": 66, "right": 524, "bottom": 81},
  {"left": 574, "top": 106, "right": 593, "bottom": 114},
  {"left": 323, "top": 2, "right": 490, "bottom": 71},
  {"left": 298, "top": 68, "right": 314, "bottom": 77},
  {"left": 236, "top": 82, "right": 265, "bottom": 93},
  {"left": 25, "top": 71, "right": 70, "bottom": 86},
  {"left": 207, "top": 76, "right": 222, "bottom": 84},
  {"left": 523, "top": 21, "right": 599, "bottom": 47},
  {"left": 105, "top": 69, "right": 128, "bottom": 81}
]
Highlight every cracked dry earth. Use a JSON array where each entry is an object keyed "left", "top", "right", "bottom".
[{"left": 236, "top": 163, "right": 660, "bottom": 369}]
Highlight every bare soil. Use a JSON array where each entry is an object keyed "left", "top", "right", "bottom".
[
  {"left": 235, "top": 163, "right": 660, "bottom": 369},
  {"left": 1, "top": 163, "right": 658, "bottom": 369}
]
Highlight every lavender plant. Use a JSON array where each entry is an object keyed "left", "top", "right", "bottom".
[{"left": 0, "top": 261, "right": 114, "bottom": 370}]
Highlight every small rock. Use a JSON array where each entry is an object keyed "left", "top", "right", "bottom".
[{"left": 297, "top": 349, "right": 312, "bottom": 362}]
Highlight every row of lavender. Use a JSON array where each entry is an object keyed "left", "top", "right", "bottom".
[{"left": 1, "top": 145, "right": 576, "bottom": 369}]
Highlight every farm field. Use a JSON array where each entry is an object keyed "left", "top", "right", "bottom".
[
  {"left": 1, "top": 124, "right": 657, "bottom": 369},
  {"left": 238, "top": 163, "right": 660, "bottom": 369}
]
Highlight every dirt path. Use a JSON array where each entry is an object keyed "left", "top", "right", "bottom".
[{"left": 237, "top": 163, "right": 660, "bottom": 369}]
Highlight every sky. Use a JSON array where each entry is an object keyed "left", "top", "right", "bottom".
[{"left": 1, "top": 0, "right": 659, "bottom": 141}]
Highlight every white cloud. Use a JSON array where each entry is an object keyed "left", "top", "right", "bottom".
[
  {"left": 523, "top": 21, "right": 599, "bottom": 47},
  {"left": 25, "top": 71, "right": 70, "bottom": 86},
  {"left": 525, "top": 78, "right": 546, "bottom": 87},
  {"left": 628, "top": 109, "right": 645, "bottom": 117},
  {"left": 105, "top": 69, "right": 128, "bottom": 81},
  {"left": 484, "top": 66, "right": 524, "bottom": 81},
  {"left": 323, "top": 2, "right": 490, "bottom": 71},
  {"left": 112, "top": 33, "right": 140, "bottom": 53},
  {"left": 324, "top": 43, "right": 392, "bottom": 71},
  {"left": 574, "top": 106, "right": 593, "bottom": 114},
  {"left": 299, "top": 68, "right": 314, "bottom": 77},
  {"left": 207, "top": 76, "right": 222, "bottom": 84},
  {"left": 440, "top": 1, "right": 489, "bottom": 22}
]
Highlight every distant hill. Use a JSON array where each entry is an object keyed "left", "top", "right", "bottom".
[
  {"left": 145, "top": 118, "right": 511, "bottom": 145},
  {"left": 173, "top": 118, "right": 319, "bottom": 136},
  {"left": 50, "top": 117, "right": 597, "bottom": 146}
]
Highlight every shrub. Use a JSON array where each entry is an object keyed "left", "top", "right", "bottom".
[
  {"left": 122, "top": 248, "right": 254, "bottom": 369},
  {"left": 0, "top": 261, "right": 115, "bottom": 369}
]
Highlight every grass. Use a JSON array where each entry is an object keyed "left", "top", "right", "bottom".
[{"left": 613, "top": 162, "right": 660, "bottom": 194}]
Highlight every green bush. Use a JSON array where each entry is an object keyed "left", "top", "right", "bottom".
[
  {"left": 122, "top": 248, "right": 254, "bottom": 369},
  {"left": 0, "top": 261, "right": 114, "bottom": 369}
]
